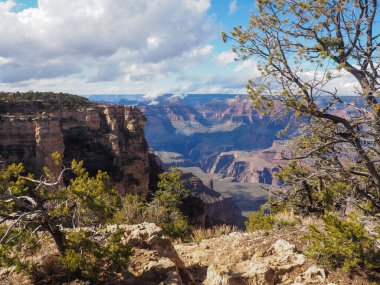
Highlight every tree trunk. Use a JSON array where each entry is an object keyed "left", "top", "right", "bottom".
[
  {"left": 44, "top": 223, "right": 66, "bottom": 254},
  {"left": 44, "top": 222, "right": 83, "bottom": 280},
  {"left": 303, "top": 181, "right": 314, "bottom": 209}
]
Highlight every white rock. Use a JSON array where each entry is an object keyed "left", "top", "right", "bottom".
[{"left": 293, "top": 265, "right": 327, "bottom": 285}]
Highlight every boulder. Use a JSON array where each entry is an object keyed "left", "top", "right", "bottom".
[
  {"left": 107, "top": 223, "right": 184, "bottom": 284},
  {"left": 203, "top": 239, "right": 305, "bottom": 285}
]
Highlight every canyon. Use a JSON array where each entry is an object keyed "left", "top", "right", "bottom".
[
  {"left": 0, "top": 93, "right": 244, "bottom": 227},
  {"left": 89, "top": 94, "right": 290, "bottom": 214},
  {"left": 1, "top": 94, "right": 377, "bottom": 285},
  {"left": 142, "top": 95, "right": 288, "bottom": 175},
  {"left": 89, "top": 94, "right": 357, "bottom": 186},
  {"left": 88, "top": 94, "right": 359, "bottom": 215},
  {"left": 89, "top": 94, "right": 291, "bottom": 186}
]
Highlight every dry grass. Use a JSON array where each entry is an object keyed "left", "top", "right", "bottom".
[
  {"left": 31, "top": 254, "right": 74, "bottom": 285},
  {"left": 272, "top": 209, "right": 301, "bottom": 228},
  {"left": 191, "top": 224, "right": 240, "bottom": 243},
  {"left": 0, "top": 272, "right": 32, "bottom": 285}
]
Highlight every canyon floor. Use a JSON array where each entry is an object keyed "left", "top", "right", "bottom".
[{"left": 179, "top": 166, "right": 269, "bottom": 216}]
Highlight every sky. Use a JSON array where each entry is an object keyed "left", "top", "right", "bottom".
[
  {"left": 0, "top": 0, "right": 260, "bottom": 96},
  {"left": 0, "top": 0, "right": 370, "bottom": 97}
]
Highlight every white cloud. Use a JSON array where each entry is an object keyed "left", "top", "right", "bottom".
[
  {"left": 0, "top": 57, "right": 13, "bottom": 65},
  {"left": 228, "top": 0, "right": 237, "bottom": 15},
  {"left": 0, "top": 0, "right": 16, "bottom": 11},
  {"left": 234, "top": 59, "right": 253, "bottom": 72},
  {"left": 146, "top": 36, "right": 163, "bottom": 51},
  {"left": 184, "top": 0, "right": 211, "bottom": 13},
  {"left": 184, "top": 45, "right": 214, "bottom": 59},
  {"left": 0, "top": 0, "right": 265, "bottom": 96},
  {"left": 300, "top": 69, "right": 359, "bottom": 96},
  {"left": 233, "top": 59, "right": 261, "bottom": 78},
  {"left": 0, "top": 0, "right": 215, "bottom": 86},
  {"left": 143, "top": 88, "right": 168, "bottom": 100},
  {"left": 216, "top": 51, "right": 235, "bottom": 65}
]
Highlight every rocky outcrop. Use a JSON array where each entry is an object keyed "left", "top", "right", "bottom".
[
  {"left": 293, "top": 265, "right": 327, "bottom": 285},
  {"left": 115, "top": 223, "right": 185, "bottom": 269},
  {"left": 181, "top": 172, "right": 245, "bottom": 228},
  {"left": 0, "top": 222, "right": 370, "bottom": 284},
  {"left": 203, "top": 239, "right": 305, "bottom": 285},
  {"left": 174, "top": 230, "right": 338, "bottom": 285},
  {"left": 108, "top": 223, "right": 185, "bottom": 285},
  {"left": 0, "top": 97, "right": 150, "bottom": 195}
]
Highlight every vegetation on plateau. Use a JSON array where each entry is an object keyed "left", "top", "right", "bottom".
[
  {"left": 0, "top": 91, "right": 90, "bottom": 109},
  {"left": 225, "top": 0, "right": 380, "bottom": 274},
  {"left": 245, "top": 208, "right": 299, "bottom": 232}
]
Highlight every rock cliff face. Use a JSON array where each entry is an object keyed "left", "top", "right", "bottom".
[
  {"left": 181, "top": 172, "right": 245, "bottom": 228},
  {"left": 0, "top": 98, "right": 150, "bottom": 195},
  {"left": 209, "top": 141, "right": 287, "bottom": 185}
]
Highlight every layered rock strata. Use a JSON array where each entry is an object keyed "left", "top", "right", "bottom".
[
  {"left": 181, "top": 172, "right": 245, "bottom": 228},
  {"left": 140, "top": 95, "right": 292, "bottom": 185},
  {"left": 0, "top": 100, "right": 149, "bottom": 195},
  {"left": 209, "top": 140, "right": 287, "bottom": 185}
]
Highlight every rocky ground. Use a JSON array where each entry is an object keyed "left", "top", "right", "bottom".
[
  {"left": 1, "top": 223, "right": 376, "bottom": 285},
  {"left": 175, "top": 227, "right": 376, "bottom": 285}
]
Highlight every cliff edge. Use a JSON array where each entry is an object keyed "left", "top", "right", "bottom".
[{"left": 0, "top": 93, "right": 150, "bottom": 195}]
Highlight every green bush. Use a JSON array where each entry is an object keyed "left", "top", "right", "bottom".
[
  {"left": 246, "top": 210, "right": 275, "bottom": 232},
  {"left": 159, "top": 209, "right": 192, "bottom": 238},
  {"left": 61, "top": 228, "right": 132, "bottom": 281},
  {"left": 0, "top": 153, "right": 130, "bottom": 282},
  {"left": 0, "top": 226, "right": 40, "bottom": 272},
  {"left": 115, "top": 168, "right": 192, "bottom": 239},
  {"left": 113, "top": 194, "right": 147, "bottom": 225},
  {"left": 304, "top": 213, "right": 380, "bottom": 271},
  {"left": 246, "top": 207, "right": 300, "bottom": 232}
]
